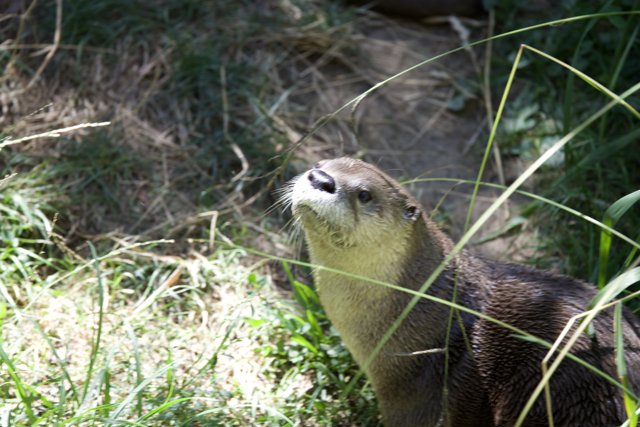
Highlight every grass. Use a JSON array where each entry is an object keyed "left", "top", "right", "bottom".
[
  {"left": 489, "top": 0, "right": 640, "bottom": 281},
  {"left": 1, "top": 0, "right": 639, "bottom": 425}
]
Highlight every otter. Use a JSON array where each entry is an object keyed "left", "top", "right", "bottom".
[{"left": 284, "top": 157, "right": 640, "bottom": 427}]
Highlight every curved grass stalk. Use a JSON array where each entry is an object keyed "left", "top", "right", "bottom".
[
  {"left": 81, "top": 243, "right": 106, "bottom": 403},
  {"left": 418, "top": 36, "right": 638, "bottom": 421},
  {"left": 562, "top": 1, "right": 609, "bottom": 132},
  {"left": 232, "top": 243, "right": 639, "bottom": 400},
  {"left": 463, "top": 38, "right": 523, "bottom": 234},
  {"left": 362, "top": 80, "right": 640, "bottom": 417},
  {"left": 0, "top": 122, "right": 111, "bottom": 149},
  {"left": 405, "top": 177, "right": 640, "bottom": 252},
  {"left": 25, "top": 239, "right": 175, "bottom": 310},
  {"left": 272, "top": 11, "right": 640, "bottom": 179},
  {"left": 461, "top": 37, "right": 640, "bottom": 261},
  {"left": 615, "top": 303, "right": 638, "bottom": 426},
  {"left": 522, "top": 45, "right": 640, "bottom": 119},
  {"left": 518, "top": 267, "right": 640, "bottom": 426},
  {"left": 598, "top": 190, "right": 640, "bottom": 288}
]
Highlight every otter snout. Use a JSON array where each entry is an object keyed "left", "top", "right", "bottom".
[{"left": 308, "top": 169, "right": 336, "bottom": 194}]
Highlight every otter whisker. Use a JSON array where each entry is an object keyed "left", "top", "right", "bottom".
[
  {"left": 266, "top": 177, "right": 298, "bottom": 216},
  {"left": 266, "top": 189, "right": 294, "bottom": 216},
  {"left": 394, "top": 348, "right": 445, "bottom": 357}
]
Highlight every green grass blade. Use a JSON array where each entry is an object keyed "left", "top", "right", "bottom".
[
  {"left": 523, "top": 45, "right": 640, "bottom": 119},
  {"left": 598, "top": 190, "right": 640, "bottom": 288},
  {"left": 562, "top": 2, "right": 609, "bottom": 132},
  {"left": 123, "top": 321, "right": 143, "bottom": 418},
  {"left": 108, "top": 364, "right": 173, "bottom": 424},
  {"left": 279, "top": 11, "right": 640, "bottom": 175},
  {"left": 591, "top": 265, "right": 640, "bottom": 310},
  {"left": 361, "top": 81, "right": 640, "bottom": 403},
  {"left": 103, "top": 367, "right": 112, "bottom": 419},
  {"left": 464, "top": 44, "right": 524, "bottom": 232},
  {"left": 238, "top": 243, "right": 637, "bottom": 401},
  {"left": 136, "top": 398, "right": 192, "bottom": 423},
  {"left": 164, "top": 354, "right": 175, "bottom": 407},
  {"left": 516, "top": 267, "right": 640, "bottom": 426},
  {"left": 0, "top": 341, "right": 35, "bottom": 423},
  {"left": 615, "top": 303, "right": 638, "bottom": 427},
  {"left": 0, "top": 302, "right": 4, "bottom": 335},
  {"left": 622, "top": 409, "right": 640, "bottom": 427},
  {"left": 406, "top": 177, "right": 640, "bottom": 252},
  {"left": 603, "top": 190, "right": 640, "bottom": 224},
  {"left": 81, "top": 242, "right": 106, "bottom": 404}
]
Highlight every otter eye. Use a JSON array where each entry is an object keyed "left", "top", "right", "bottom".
[
  {"left": 404, "top": 205, "right": 419, "bottom": 220},
  {"left": 357, "top": 190, "right": 372, "bottom": 203}
]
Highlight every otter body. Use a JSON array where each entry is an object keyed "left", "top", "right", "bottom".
[{"left": 287, "top": 158, "right": 640, "bottom": 427}]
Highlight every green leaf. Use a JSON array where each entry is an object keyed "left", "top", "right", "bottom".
[
  {"left": 137, "top": 397, "right": 192, "bottom": 422},
  {"left": 598, "top": 190, "right": 640, "bottom": 288},
  {"left": 0, "top": 341, "right": 35, "bottom": 422},
  {"left": 245, "top": 318, "right": 267, "bottom": 327},
  {"left": 590, "top": 267, "right": 640, "bottom": 309},
  {"left": 603, "top": 190, "right": 640, "bottom": 224},
  {"left": 291, "top": 334, "right": 318, "bottom": 354},
  {"left": 447, "top": 94, "right": 466, "bottom": 112}
]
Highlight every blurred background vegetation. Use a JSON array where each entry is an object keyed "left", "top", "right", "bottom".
[{"left": 0, "top": 0, "right": 638, "bottom": 425}]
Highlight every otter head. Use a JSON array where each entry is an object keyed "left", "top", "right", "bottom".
[{"left": 288, "top": 158, "right": 422, "bottom": 277}]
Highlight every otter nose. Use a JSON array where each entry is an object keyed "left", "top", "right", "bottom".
[{"left": 308, "top": 169, "right": 336, "bottom": 193}]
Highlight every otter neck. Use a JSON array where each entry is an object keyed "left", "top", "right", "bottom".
[{"left": 306, "top": 217, "right": 455, "bottom": 366}]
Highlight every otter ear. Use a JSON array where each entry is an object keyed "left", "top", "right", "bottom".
[
  {"left": 314, "top": 160, "right": 328, "bottom": 169},
  {"left": 403, "top": 205, "right": 420, "bottom": 221}
]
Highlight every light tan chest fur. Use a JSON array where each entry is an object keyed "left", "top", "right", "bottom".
[{"left": 308, "top": 234, "right": 411, "bottom": 367}]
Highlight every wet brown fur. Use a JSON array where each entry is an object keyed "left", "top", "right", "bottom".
[{"left": 288, "top": 158, "right": 640, "bottom": 427}]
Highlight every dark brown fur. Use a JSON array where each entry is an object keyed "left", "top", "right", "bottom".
[{"left": 289, "top": 158, "right": 640, "bottom": 427}]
